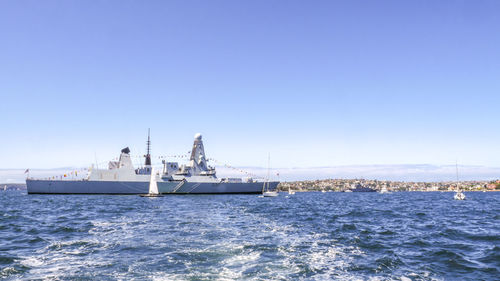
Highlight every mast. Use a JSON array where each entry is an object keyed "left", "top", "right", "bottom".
[
  {"left": 267, "top": 152, "right": 271, "bottom": 182},
  {"left": 145, "top": 129, "right": 152, "bottom": 166},
  {"left": 266, "top": 152, "right": 270, "bottom": 191},
  {"left": 453, "top": 160, "right": 466, "bottom": 200}
]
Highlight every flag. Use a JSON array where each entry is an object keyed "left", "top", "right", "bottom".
[{"left": 24, "top": 169, "right": 29, "bottom": 174}]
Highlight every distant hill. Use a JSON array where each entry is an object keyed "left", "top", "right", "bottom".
[{"left": 0, "top": 183, "right": 27, "bottom": 191}]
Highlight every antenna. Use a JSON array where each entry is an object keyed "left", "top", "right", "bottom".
[
  {"left": 147, "top": 128, "right": 151, "bottom": 155},
  {"left": 145, "top": 129, "right": 152, "bottom": 166}
]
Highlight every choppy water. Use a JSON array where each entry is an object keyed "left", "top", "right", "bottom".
[{"left": 0, "top": 191, "right": 498, "bottom": 280}]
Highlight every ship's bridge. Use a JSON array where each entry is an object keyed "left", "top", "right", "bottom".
[{"left": 88, "top": 147, "right": 150, "bottom": 181}]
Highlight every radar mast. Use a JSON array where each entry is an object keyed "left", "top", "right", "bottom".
[{"left": 145, "top": 129, "right": 152, "bottom": 166}]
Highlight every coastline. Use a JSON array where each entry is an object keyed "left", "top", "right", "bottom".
[{"left": 278, "top": 178, "right": 500, "bottom": 192}]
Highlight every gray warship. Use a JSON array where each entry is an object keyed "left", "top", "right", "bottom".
[{"left": 26, "top": 133, "right": 279, "bottom": 194}]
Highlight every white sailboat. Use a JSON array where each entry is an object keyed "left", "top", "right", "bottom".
[
  {"left": 263, "top": 183, "right": 278, "bottom": 197},
  {"left": 379, "top": 186, "right": 390, "bottom": 194},
  {"left": 262, "top": 153, "right": 278, "bottom": 197},
  {"left": 288, "top": 188, "right": 295, "bottom": 195},
  {"left": 454, "top": 162, "right": 465, "bottom": 200},
  {"left": 140, "top": 167, "right": 163, "bottom": 197},
  {"left": 454, "top": 190, "right": 465, "bottom": 200}
]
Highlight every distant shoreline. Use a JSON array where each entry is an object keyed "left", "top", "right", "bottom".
[{"left": 279, "top": 178, "right": 500, "bottom": 192}]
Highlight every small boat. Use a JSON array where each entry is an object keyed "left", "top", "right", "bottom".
[
  {"left": 263, "top": 191, "right": 278, "bottom": 197},
  {"left": 454, "top": 191, "right": 465, "bottom": 200},
  {"left": 140, "top": 167, "right": 163, "bottom": 197},
  {"left": 288, "top": 188, "right": 295, "bottom": 195},
  {"left": 262, "top": 180, "right": 278, "bottom": 197},
  {"left": 379, "top": 186, "right": 390, "bottom": 194}
]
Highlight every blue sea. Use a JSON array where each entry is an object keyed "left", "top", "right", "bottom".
[{"left": 0, "top": 191, "right": 498, "bottom": 280}]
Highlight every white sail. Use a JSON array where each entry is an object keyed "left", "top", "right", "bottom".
[{"left": 149, "top": 167, "right": 159, "bottom": 194}]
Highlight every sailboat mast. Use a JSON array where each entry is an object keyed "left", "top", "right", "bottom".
[
  {"left": 267, "top": 152, "right": 270, "bottom": 182},
  {"left": 453, "top": 160, "right": 466, "bottom": 200},
  {"left": 263, "top": 153, "right": 271, "bottom": 191}
]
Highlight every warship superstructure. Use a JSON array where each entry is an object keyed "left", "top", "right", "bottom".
[{"left": 26, "top": 133, "right": 279, "bottom": 194}]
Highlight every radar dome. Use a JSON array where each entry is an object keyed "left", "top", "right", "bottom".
[{"left": 194, "top": 133, "right": 202, "bottom": 140}]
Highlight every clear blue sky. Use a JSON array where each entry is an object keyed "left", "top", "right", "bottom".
[{"left": 1, "top": 0, "right": 499, "bottom": 170}]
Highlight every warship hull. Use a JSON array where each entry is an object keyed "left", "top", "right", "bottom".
[
  {"left": 26, "top": 179, "right": 278, "bottom": 195},
  {"left": 26, "top": 179, "right": 149, "bottom": 194},
  {"left": 158, "top": 181, "right": 279, "bottom": 194}
]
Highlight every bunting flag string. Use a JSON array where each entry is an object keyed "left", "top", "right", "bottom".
[
  {"left": 157, "top": 154, "right": 190, "bottom": 159},
  {"left": 31, "top": 155, "right": 274, "bottom": 181},
  {"left": 32, "top": 167, "right": 91, "bottom": 181},
  {"left": 206, "top": 158, "right": 265, "bottom": 179},
  {"left": 155, "top": 155, "right": 266, "bottom": 179}
]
